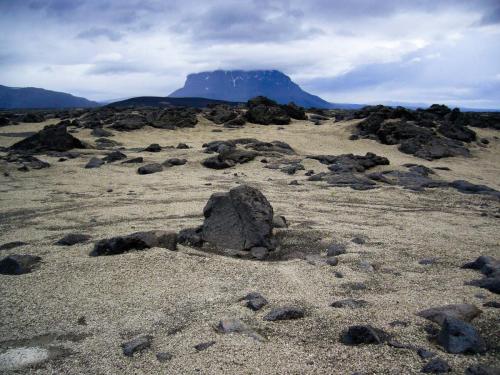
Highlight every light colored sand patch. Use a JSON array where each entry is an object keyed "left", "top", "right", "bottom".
[{"left": 0, "top": 347, "right": 49, "bottom": 370}]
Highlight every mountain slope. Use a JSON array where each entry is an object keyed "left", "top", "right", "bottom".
[
  {"left": 0, "top": 85, "right": 98, "bottom": 109},
  {"left": 170, "top": 70, "right": 352, "bottom": 109}
]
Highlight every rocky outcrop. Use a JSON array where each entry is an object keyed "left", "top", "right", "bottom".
[{"left": 9, "top": 124, "right": 86, "bottom": 153}]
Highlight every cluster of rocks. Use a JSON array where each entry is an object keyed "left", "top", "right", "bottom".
[
  {"left": 352, "top": 104, "right": 481, "bottom": 160},
  {"left": 201, "top": 138, "right": 294, "bottom": 169},
  {"left": 203, "top": 104, "right": 246, "bottom": 128},
  {"left": 462, "top": 256, "right": 500, "bottom": 294},
  {"left": 306, "top": 152, "right": 390, "bottom": 190},
  {"left": 244, "top": 96, "right": 306, "bottom": 125}
]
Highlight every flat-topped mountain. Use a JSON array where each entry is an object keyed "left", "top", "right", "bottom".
[
  {"left": 170, "top": 70, "right": 356, "bottom": 109},
  {"left": 0, "top": 85, "right": 98, "bottom": 109}
]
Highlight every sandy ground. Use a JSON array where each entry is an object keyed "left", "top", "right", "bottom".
[{"left": 0, "top": 116, "right": 499, "bottom": 374}]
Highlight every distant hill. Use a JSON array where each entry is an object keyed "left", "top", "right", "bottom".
[
  {"left": 169, "top": 70, "right": 362, "bottom": 109},
  {"left": 107, "top": 96, "right": 241, "bottom": 108},
  {"left": 0, "top": 85, "right": 98, "bottom": 109}
]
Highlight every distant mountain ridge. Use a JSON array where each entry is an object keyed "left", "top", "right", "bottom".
[
  {"left": 0, "top": 85, "right": 98, "bottom": 109},
  {"left": 107, "top": 96, "right": 241, "bottom": 108},
  {"left": 169, "top": 70, "right": 361, "bottom": 109}
]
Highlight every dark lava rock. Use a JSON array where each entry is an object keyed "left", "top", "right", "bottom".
[
  {"left": 91, "top": 127, "right": 113, "bottom": 137},
  {"left": 417, "top": 304, "right": 481, "bottom": 325},
  {"left": 204, "top": 105, "right": 239, "bottom": 124},
  {"left": 0, "top": 254, "right": 42, "bottom": 275},
  {"left": 7, "top": 154, "right": 51, "bottom": 170},
  {"left": 465, "top": 365, "right": 500, "bottom": 375},
  {"left": 122, "top": 335, "right": 153, "bottom": 357},
  {"left": 368, "top": 169, "right": 447, "bottom": 192},
  {"left": 55, "top": 233, "right": 91, "bottom": 246},
  {"left": 9, "top": 124, "right": 86, "bottom": 153},
  {"left": 90, "top": 230, "right": 177, "bottom": 256},
  {"left": 95, "top": 138, "right": 121, "bottom": 148},
  {"left": 417, "top": 348, "right": 436, "bottom": 359},
  {"left": 308, "top": 152, "right": 389, "bottom": 173},
  {"left": 156, "top": 352, "right": 173, "bottom": 362},
  {"left": 467, "top": 277, "right": 500, "bottom": 294},
  {"left": 312, "top": 172, "right": 378, "bottom": 190},
  {"left": 327, "top": 243, "right": 347, "bottom": 257},
  {"left": 201, "top": 156, "right": 235, "bottom": 169},
  {"left": 21, "top": 113, "right": 45, "bottom": 123},
  {"left": 245, "top": 96, "right": 290, "bottom": 125},
  {"left": 111, "top": 115, "right": 149, "bottom": 131},
  {"left": 326, "top": 257, "right": 339, "bottom": 266},
  {"left": 282, "top": 102, "right": 307, "bottom": 120},
  {"left": 421, "top": 358, "right": 451, "bottom": 373},
  {"left": 263, "top": 307, "right": 304, "bottom": 321},
  {"left": 217, "top": 318, "right": 252, "bottom": 335},
  {"left": 462, "top": 256, "right": 497, "bottom": 272},
  {"left": 150, "top": 108, "right": 198, "bottom": 129},
  {"left": 272, "top": 215, "right": 288, "bottom": 229},
  {"left": 351, "top": 236, "right": 366, "bottom": 245},
  {"left": 144, "top": 143, "right": 162, "bottom": 152},
  {"left": 85, "top": 157, "right": 104, "bottom": 169},
  {"left": 483, "top": 301, "right": 500, "bottom": 308},
  {"left": 331, "top": 299, "right": 368, "bottom": 309},
  {"left": 479, "top": 138, "right": 490, "bottom": 145},
  {"left": 201, "top": 185, "right": 274, "bottom": 251},
  {"left": 449, "top": 180, "right": 500, "bottom": 198},
  {"left": 121, "top": 157, "right": 144, "bottom": 164},
  {"left": 177, "top": 143, "right": 190, "bottom": 149},
  {"left": 102, "top": 150, "right": 127, "bottom": 163},
  {"left": 137, "top": 163, "right": 163, "bottom": 175},
  {"left": 436, "top": 317, "right": 486, "bottom": 354},
  {"left": 194, "top": 341, "right": 216, "bottom": 352},
  {"left": 0, "top": 241, "right": 27, "bottom": 251},
  {"left": 241, "top": 292, "right": 268, "bottom": 311},
  {"left": 341, "top": 325, "right": 388, "bottom": 345},
  {"left": 178, "top": 227, "right": 204, "bottom": 247},
  {"left": 163, "top": 158, "right": 187, "bottom": 167},
  {"left": 281, "top": 163, "right": 304, "bottom": 175},
  {"left": 419, "top": 257, "right": 438, "bottom": 265}
]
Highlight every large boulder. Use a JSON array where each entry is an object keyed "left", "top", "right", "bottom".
[
  {"left": 201, "top": 185, "right": 274, "bottom": 251},
  {"left": 9, "top": 124, "right": 86, "bottom": 153}
]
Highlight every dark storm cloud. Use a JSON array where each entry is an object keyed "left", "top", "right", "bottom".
[
  {"left": 479, "top": 6, "right": 500, "bottom": 25},
  {"left": 86, "top": 62, "right": 146, "bottom": 75}
]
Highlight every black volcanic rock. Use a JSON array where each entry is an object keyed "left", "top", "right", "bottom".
[
  {"left": 0, "top": 254, "right": 42, "bottom": 275},
  {"left": 0, "top": 84, "right": 98, "bottom": 109},
  {"left": 9, "top": 124, "right": 86, "bottom": 153},
  {"left": 201, "top": 185, "right": 274, "bottom": 251},
  {"left": 245, "top": 96, "right": 291, "bottom": 125},
  {"left": 149, "top": 108, "right": 198, "bottom": 129},
  {"left": 169, "top": 70, "right": 334, "bottom": 108},
  {"left": 91, "top": 230, "right": 177, "bottom": 256}
]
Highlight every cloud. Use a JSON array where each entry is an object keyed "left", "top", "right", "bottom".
[
  {"left": 0, "top": 0, "right": 499, "bottom": 108},
  {"left": 76, "top": 27, "right": 124, "bottom": 42}
]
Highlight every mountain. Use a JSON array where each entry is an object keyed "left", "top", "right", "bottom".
[
  {"left": 107, "top": 96, "right": 240, "bottom": 108},
  {"left": 0, "top": 85, "right": 99, "bottom": 109},
  {"left": 170, "top": 70, "right": 359, "bottom": 109}
]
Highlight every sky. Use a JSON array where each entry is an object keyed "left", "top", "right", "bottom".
[{"left": 1, "top": 0, "right": 499, "bottom": 108}]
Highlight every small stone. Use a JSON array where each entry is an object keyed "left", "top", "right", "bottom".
[
  {"left": 331, "top": 299, "right": 368, "bottom": 309},
  {"left": 144, "top": 143, "right": 162, "bottom": 152},
  {"left": 121, "top": 157, "right": 144, "bottom": 164},
  {"left": 421, "top": 358, "right": 451, "bottom": 373},
  {"left": 483, "top": 301, "right": 500, "bottom": 308},
  {"left": 0, "top": 254, "right": 42, "bottom": 275},
  {"left": 289, "top": 180, "right": 300, "bottom": 185},
  {"left": 55, "top": 233, "right": 91, "bottom": 246},
  {"left": 194, "top": 341, "right": 215, "bottom": 351},
  {"left": 156, "top": 352, "right": 173, "bottom": 362},
  {"left": 77, "top": 316, "right": 87, "bottom": 326},
  {"left": 272, "top": 215, "right": 288, "bottom": 228},
  {"left": 121, "top": 335, "right": 153, "bottom": 357},
  {"left": 341, "top": 325, "right": 387, "bottom": 345},
  {"left": 0, "top": 241, "right": 27, "bottom": 251},
  {"left": 333, "top": 271, "right": 344, "bottom": 278},
  {"left": 163, "top": 158, "right": 187, "bottom": 167},
  {"left": 326, "top": 257, "right": 339, "bottom": 266},
  {"left": 137, "top": 163, "right": 163, "bottom": 175},
  {"left": 263, "top": 307, "right": 304, "bottom": 321},
  {"left": 437, "top": 317, "right": 486, "bottom": 354},
  {"left": 465, "top": 364, "right": 500, "bottom": 375},
  {"left": 326, "top": 243, "right": 346, "bottom": 257},
  {"left": 176, "top": 143, "right": 190, "bottom": 149},
  {"left": 241, "top": 292, "right": 268, "bottom": 311},
  {"left": 417, "top": 348, "right": 436, "bottom": 359},
  {"left": 359, "top": 260, "right": 375, "bottom": 272},
  {"left": 85, "top": 157, "right": 104, "bottom": 169},
  {"left": 216, "top": 319, "right": 247, "bottom": 333},
  {"left": 419, "top": 258, "right": 438, "bottom": 265},
  {"left": 351, "top": 236, "right": 366, "bottom": 245},
  {"left": 417, "top": 304, "right": 481, "bottom": 325}
]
